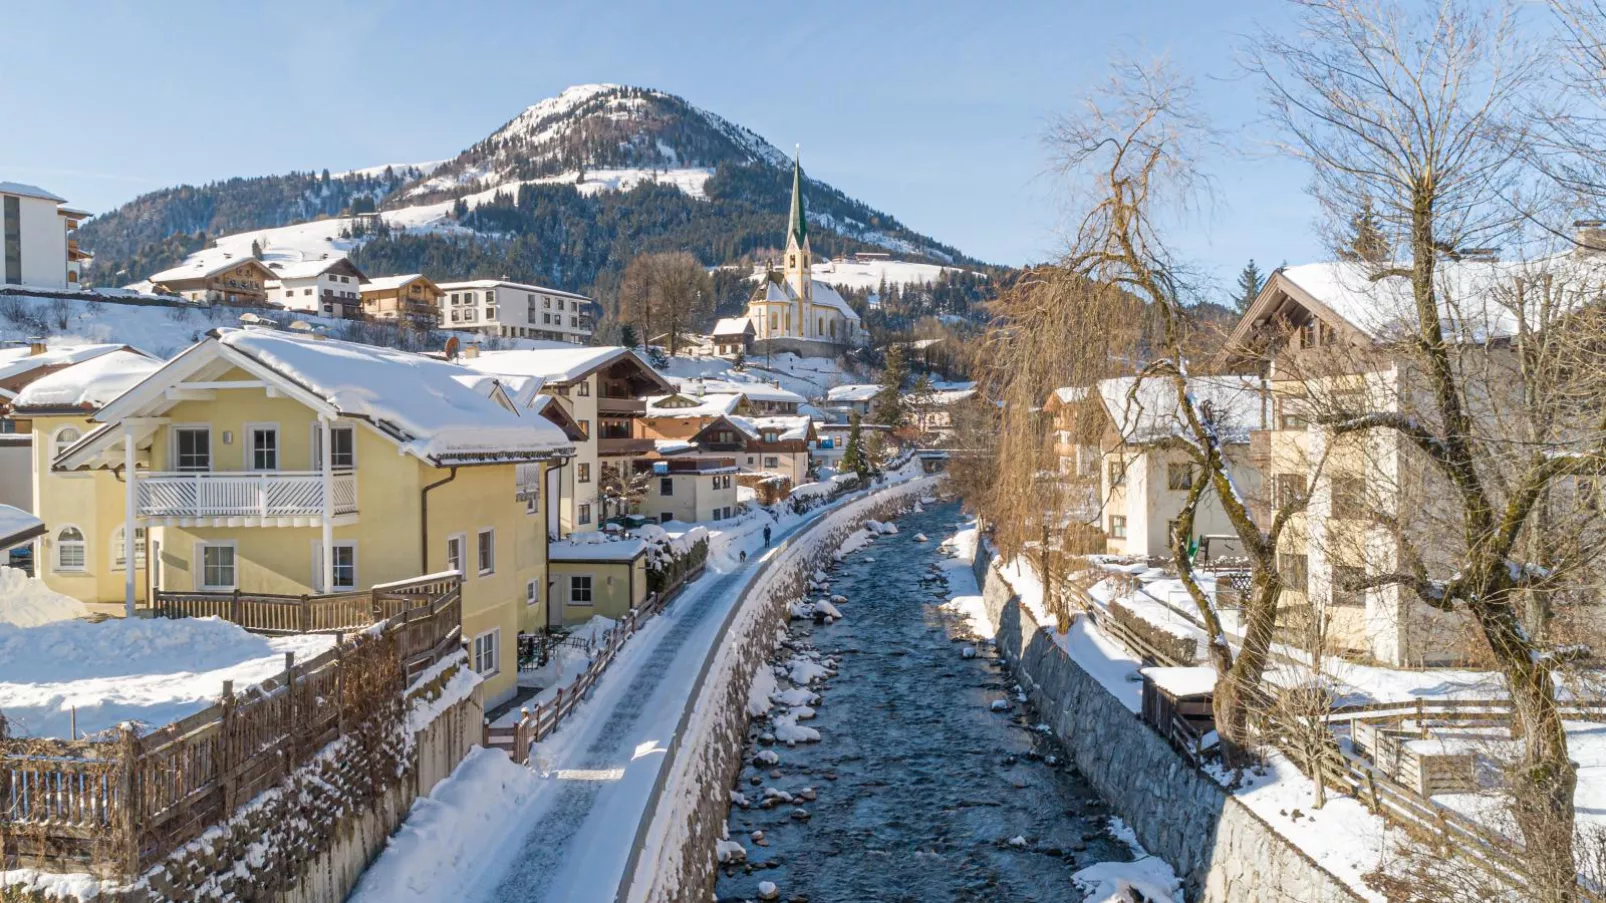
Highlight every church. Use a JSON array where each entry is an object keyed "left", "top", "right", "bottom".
[{"left": 742, "top": 154, "right": 866, "bottom": 358}]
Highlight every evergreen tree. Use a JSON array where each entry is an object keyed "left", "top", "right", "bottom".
[
  {"left": 1234, "top": 259, "right": 1263, "bottom": 312},
  {"left": 250, "top": 239, "right": 263, "bottom": 259},
  {"left": 1338, "top": 198, "right": 1390, "bottom": 265},
  {"left": 619, "top": 323, "right": 640, "bottom": 350},
  {"left": 871, "top": 344, "right": 909, "bottom": 428},
  {"left": 839, "top": 412, "right": 871, "bottom": 481},
  {"left": 732, "top": 347, "right": 746, "bottom": 371}
]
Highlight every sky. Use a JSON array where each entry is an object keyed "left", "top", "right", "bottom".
[{"left": 0, "top": 0, "right": 1323, "bottom": 297}]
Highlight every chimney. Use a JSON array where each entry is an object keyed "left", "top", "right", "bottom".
[
  {"left": 1577, "top": 220, "right": 1606, "bottom": 255},
  {"left": 27, "top": 337, "right": 46, "bottom": 356}
]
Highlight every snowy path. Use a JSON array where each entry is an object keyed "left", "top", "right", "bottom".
[{"left": 459, "top": 513, "right": 823, "bottom": 903}]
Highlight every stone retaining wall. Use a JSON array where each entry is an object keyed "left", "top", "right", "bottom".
[
  {"left": 974, "top": 545, "right": 1367, "bottom": 903},
  {"left": 621, "top": 478, "right": 940, "bottom": 903}
]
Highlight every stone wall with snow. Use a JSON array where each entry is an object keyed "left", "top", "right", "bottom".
[
  {"left": 621, "top": 476, "right": 941, "bottom": 903},
  {"left": 972, "top": 545, "right": 1368, "bottom": 903}
]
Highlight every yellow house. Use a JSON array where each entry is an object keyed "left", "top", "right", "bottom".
[
  {"left": 545, "top": 537, "right": 649, "bottom": 627},
  {"left": 52, "top": 327, "right": 574, "bottom": 706},
  {"left": 13, "top": 349, "right": 163, "bottom": 606}
]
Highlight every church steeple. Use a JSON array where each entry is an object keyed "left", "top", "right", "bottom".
[{"left": 783, "top": 148, "right": 811, "bottom": 304}]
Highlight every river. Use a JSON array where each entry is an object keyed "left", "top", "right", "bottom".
[{"left": 715, "top": 500, "right": 1141, "bottom": 902}]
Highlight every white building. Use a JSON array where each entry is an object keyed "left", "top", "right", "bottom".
[
  {"left": 436, "top": 280, "right": 595, "bottom": 343},
  {"left": 1, "top": 182, "right": 85, "bottom": 290},
  {"left": 266, "top": 257, "right": 368, "bottom": 318},
  {"left": 741, "top": 155, "right": 865, "bottom": 358}
]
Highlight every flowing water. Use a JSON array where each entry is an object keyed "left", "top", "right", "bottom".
[{"left": 714, "top": 501, "right": 1137, "bottom": 903}]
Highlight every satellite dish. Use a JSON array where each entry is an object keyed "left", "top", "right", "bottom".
[{"left": 444, "top": 336, "right": 461, "bottom": 360}]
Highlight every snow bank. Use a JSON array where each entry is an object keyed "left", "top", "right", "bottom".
[
  {"left": 746, "top": 665, "right": 779, "bottom": 717},
  {"left": 1072, "top": 858, "right": 1183, "bottom": 902},
  {"left": 0, "top": 565, "right": 89, "bottom": 627},
  {"left": 0, "top": 616, "right": 335, "bottom": 738}
]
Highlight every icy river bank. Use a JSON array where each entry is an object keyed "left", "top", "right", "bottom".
[{"left": 715, "top": 501, "right": 1178, "bottom": 902}]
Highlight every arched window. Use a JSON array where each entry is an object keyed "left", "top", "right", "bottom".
[
  {"left": 56, "top": 527, "right": 86, "bottom": 572},
  {"left": 110, "top": 524, "right": 147, "bottom": 571},
  {"left": 53, "top": 427, "right": 81, "bottom": 461}
]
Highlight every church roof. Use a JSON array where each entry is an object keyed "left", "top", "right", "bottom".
[
  {"left": 749, "top": 276, "right": 861, "bottom": 322},
  {"left": 788, "top": 152, "right": 807, "bottom": 248}
]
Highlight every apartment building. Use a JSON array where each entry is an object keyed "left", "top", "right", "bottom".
[
  {"left": 633, "top": 457, "right": 740, "bottom": 524},
  {"left": 266, "top": 257, "right": 369, "bottom": 318},
  {"left": 48, "top": 328, "right": 574, "bottom": 705},
  {"left": 436, "top": 279, "right": 595, "bottom": 343},
  {"left": 0, "top": 181, "right": 84, "bottom": 289}
]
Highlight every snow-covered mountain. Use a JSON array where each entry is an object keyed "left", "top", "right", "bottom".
[{"left": 79, "top": 84, "right": 987, "bottom": 304}]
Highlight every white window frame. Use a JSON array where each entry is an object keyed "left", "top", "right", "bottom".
[
  {"left": 109, "top": 524, "right": 147, "bottom": 571},
  {"left": 445, "top": 532, "right": 466, "bottom": 576},
  {"left": 245, "top": 422, "right": 280, "bottom": 472},
  {"left": 471, "top": 628, "right": 500, "bottom": 677},
  {"left": 578, "top": 503, "right": 592, "bottom": 525},
  {"left": 311, "top": 540, "right": 359, "bottom": 591},
  {"left": 570, "top": 574, "right": 594, "bottom": 605},
  {"left": 170, "top": 424, "right": 212, "bottom": 472},
  {"left": 196, "top": 541, "right": 238, "bottom": 591},
  {"left": 477, "top": 528, "right": 495, "bottom": 576},
  {"left": 55, "top": 524, "right": 87, "bottom": 573},
  {"left": 526, "top": 578, "right": 540, "bottom": 607},
  {"left": 51, "top": 426, "right": 82, "bottom": 462},
  {"left": 310, "top": 421, "right": 357, "bottom": 470}
]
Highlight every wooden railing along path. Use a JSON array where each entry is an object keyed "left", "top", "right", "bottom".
[{"left": 0, "top": 573, "right": 464, "bottom": 878}]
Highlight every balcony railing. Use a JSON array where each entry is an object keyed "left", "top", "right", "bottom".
[
  {"left": 597, "top": 396, "right": 646, "bottom": 415},
  {"left": 138, "top": 471, "right": 357, "bottom": 519},
  {"left": 598, "top": 437, "right": 657, "bottom": 456}
]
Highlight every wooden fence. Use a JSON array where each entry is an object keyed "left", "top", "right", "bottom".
[
  {"left": 1, "top": 575, "right": 463, "bottom": 879},
  {"left": 486, "top": 589, "right": 672, "bottom": 763}
]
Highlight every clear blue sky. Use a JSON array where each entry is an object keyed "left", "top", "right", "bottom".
[{"left": 1, "top": 0, "right": 1321, "bottom": 295}]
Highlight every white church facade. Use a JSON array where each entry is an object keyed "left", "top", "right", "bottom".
[{"left": 742, "top": 155, "right": 866, "bottom": 358}]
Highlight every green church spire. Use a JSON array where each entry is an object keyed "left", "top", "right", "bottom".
[{"left": 788, "top": 149, "right": 807, "bottom": 248}]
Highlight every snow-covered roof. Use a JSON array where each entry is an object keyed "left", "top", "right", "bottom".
[
  {"left": 0, "top": 504, "right": 46, "bottom": 550},
  {"left": 750, "top": 277, "right": 862, "bottom": 322},
  {"left": 923, "top": 388, "right": 976, "bottom": 406},
  {"left": 148, "top": 252, "right": 269, "bottom": 284},
  {"left": 362, "top": 273, "right": 436, "bottom": 293},
  {"left": 13, "top": 349, "right": 162, "bottom": 412},
  {"left": 1097, "top": 375, "right": 1264, "bottom": 446},
  {"left": 672, "top": 377, "right": 804, "bottom": 405},
  {"left": 1049, "top": 386, "right": 1089, "bottom": 406},
  {"left": 711, "top": 317, "right": 754, "bottom": 337},
  {"left": 654, "top": 438, "right": 697, "bottom": 454},
  {"left": 0, "top": 343, "right": 129, "bottom": 383},
  {"left": 826, "top": 384, "right": 880, "bottom": 402},
  {"left": 741, "top": 415, "right": 813, "bottom": 442},
  {"left": 436, "top": 279, "right": 592, "bottom": 302},
  {"left": 0, "top": 182, "right": 66, "bottom": 203},
  {"left": 547, "top": 536, "right": 648, "bottom": 562},
  {"left": 1141, "top": 666, "right": 1216, "bottom": 697},
  {"left": 644, "top": 392, "right": 744, "bottom": 419},
  {"left": 465, "top": 346, "right": 669, "bottom": 389},
  {"left": 266, "top": 258, "right": 366, "bottom": 282}
]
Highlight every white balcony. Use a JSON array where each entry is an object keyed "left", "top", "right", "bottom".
[{"left": 137, "top": 471, "right": 357, "bottom": 527}]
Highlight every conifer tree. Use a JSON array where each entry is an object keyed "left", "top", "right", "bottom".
[
  {"left": 619, "top": 323, "right": 640, "bottom": 350},
  {"left": 871, "top": 344, "right": 909, "bottom": 428},
  {"left": 839, "top": 412, "right": 871, "bottom": 481},
  {"left": 1337, "top": 197, "right": 1390, "bottom": 266},
  {"left": 1234, "top": 260, "right": 1263, "bottom": 312}
]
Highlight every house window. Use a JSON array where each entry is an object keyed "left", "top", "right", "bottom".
[
  {"left": 174, "top": 427, "right": 211, "bottom": 472},
  {"left": 1332, "top": 476, "right": 1366, "bottom": 520},
  {"left": 445, "top": 533, "right": 465, "bottom": 575},
  {"left": 579, "top": 503, "right": 592, "bottom": 525},
  {"left": 1274, "top": 473, "right": 1308, "bottom": 509},
  {"left": 314, "top": 542, "right": 358, "bottom": 591},
  {"left": 1108, "top": 458, "right": 1126, "bottom": 487},
  {"left": 570, "top": 575, "right": 593, "bottom": 604},
  {"left": 109, "top": 525, "right": 147, "bottom": 570},
  {"left": 52, "top": 427, "right": 81, "bottom": 461},
  {"left": 577, "top": 382, "right": 590, "bottom": 397},
  {"left": 3, "top": 196, "right": 20, "bottom": 284},
  {"left": 198, "top": 542, "right": 237, "bottom": 590},
  {"left": 660, "top": 477, "right": 674, "bottom": 496},
  {"left": 471, "top": 628, "right": 500, "bottom": 677},
  {"left": 1332, "top": 564, "right": 1366, "bottom": 606},
  {"left": 1167, "top": 462, "right": 1194, "bottom": 491},
  {"left": 477, "top": 529, "right": 495, "bottom": 575},
  {"left": 578, "top": 463, "right": 591, "bottom": 483},
  {"left": 56, "top": 527, "right": 87, "bottom": 572},
  {"left": 1277, "top": 398, "right": 1309, "bottom": 430},
  {"left": 1278, "top": 553, "right": 1310, "bottom": 594},
  {"left": 1108, "top": 515, "right": 1127, "bottom": 540},
  {"left": 764, "top": 456, "right": 779, "bottom": 468},
  {"left": 578, "top": 420, "right": 589, "bottom": 439},
  {"left": 660, "top": 512, "right": 673, "bottom": 524},
  {"left": 525, "top": 578, "right": 541, "bottom": 607},
  {"left": 248, "top": 425, "right": 279, "bottom": 470},
  {"left": 312, "top": 424, "right": 357, "bottom": 469}
]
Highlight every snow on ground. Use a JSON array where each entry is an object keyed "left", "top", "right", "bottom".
[
  {"left": 0, "top": 565, "right": 88, "bottom": 627},
  {"left": 654, "top": 350, "right": 858, "bottom": 400},
  {"left": 1073, "top": 817, "right": 1183, "bottom": 902},
  {"left": 0, "top": 616, "right": 335, "bottom": 738},
  {"left": 743, "top": 257, "right": 975, "bottom": 292},
  {"left": 937, "top": 522, "right": 995, "bottom": 637}
]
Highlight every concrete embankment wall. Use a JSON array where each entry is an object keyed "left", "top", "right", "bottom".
[
  {"left": 971, "top": 547, "right": 1367, "bottom": 903},
  {"left": 621, "top": 477, "right": 940, "bottom": 903}
]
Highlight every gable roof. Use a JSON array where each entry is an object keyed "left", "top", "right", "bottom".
[
  {"left": 1097, "top": 375, "right": 1265, "bottom": 446},
  {"left": 60, "top": 328, "right": 573, "bottom": 470},
  {"left": 149, "top": 254, "right": 274, "bottom": 285},
  {"left": 712, "top": 317, "right": 755, "bottom": 338},
  {"left": 0, "top": 343, "right": 131, "bottom": 384},
  {"left": 672, "top": 377, "right": 804, "bottom": 405},
  {"left": 742, "top": 415, "right": 814, "bottom": 442},
  {"left": 827, "top": 383, "right": 880, "bottom": 403},
  {"left": 362, "top": 273, "right": 441, "bottom": 294},
  {"left": 465, "top": 346, "right": 671, "bottom": 391},
  {"left": 644, "top": 392, "right": 745, "bottom": 420},
  {"left": 12, "top": 349, "right": 163, "bottom": 413},
  {"left": 267, "top": 257, "right": 368, "bottom": 282}
]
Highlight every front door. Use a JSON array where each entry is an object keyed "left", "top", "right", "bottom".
[{"left": 547, "top": 576, "right": 563, "bottom": 629}]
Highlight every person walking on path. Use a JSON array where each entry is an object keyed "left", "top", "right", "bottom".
[{"left": 763, "top": 525, "right": 772, "bottom": 548}]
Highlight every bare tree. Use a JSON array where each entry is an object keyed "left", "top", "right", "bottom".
[{"left": 1248, "top": 2, "right": 1606, "bottom": 896}]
